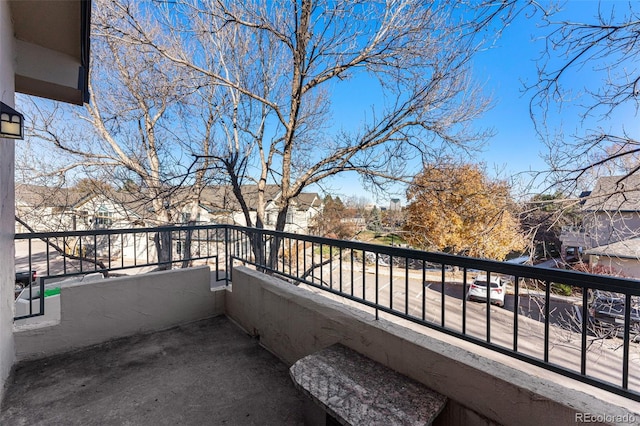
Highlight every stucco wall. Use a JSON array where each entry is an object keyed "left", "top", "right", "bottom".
[
  {"left": 14, "top": 266, "right": 225, "bottom": 361},
  {"left": 587, "top": 211, "right": 640, "bottom": 248},
  {"left": 226, "top": 266, "right": 638, "bottom": 426},
  {"left": 0, "top": 0, "right": 16, "bottom": 403}
]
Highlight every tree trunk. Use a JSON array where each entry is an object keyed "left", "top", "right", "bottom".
[{"left": 154, "top": 229, "right": 173, "bottom": 271}]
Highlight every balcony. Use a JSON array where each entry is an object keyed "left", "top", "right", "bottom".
[
  {"left": 4, "top": 225, "right": 640, "bottom": 424},
  {"left": 1, "top": 316, "right": 306, "bottom": 425}
]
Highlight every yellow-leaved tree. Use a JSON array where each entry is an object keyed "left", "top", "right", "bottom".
[{"left": 403, "top": 162, "right": 525, "bottom": 260}]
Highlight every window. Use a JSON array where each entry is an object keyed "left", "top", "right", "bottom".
[
  {"left": 94, "top": 207, "right": 113, "bottom": 228},
  {"left": 286, "top": 211, "right": 294, "bottom": 224},
  {"left": 182, "top": 212, "right": 202, "bottom": 223}
]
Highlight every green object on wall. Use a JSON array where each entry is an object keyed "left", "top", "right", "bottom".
[{"left": 43, "top": 288, "right": 60, "bottom": 298}]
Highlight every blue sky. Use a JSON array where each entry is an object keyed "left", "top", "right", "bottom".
[
  {"left": 19, "top": 1, "right": 635, "bottom": 208},
  {"left": 473, "top": 9, "right": 546, "bottom": 177},
  {"left": 323, "top": 1, "right": 639, "bottom": 205},
  {"left": 471, "top": 2, "right": 602, "bottom": 182}
]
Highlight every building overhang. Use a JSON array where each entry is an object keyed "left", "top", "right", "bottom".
[
  {"left": 9, "top": 0, "right": 90, "bottom": 105},
  {"left": 585, "top": 238, "right": 640, "bottom": 260}
]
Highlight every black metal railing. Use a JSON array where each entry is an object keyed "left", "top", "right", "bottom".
[
  {"left": 14, "top": 224, "right": 640, "bottom": 401},
  {"left": 13, "top": 225, "right": 226, "bottom": 320}
]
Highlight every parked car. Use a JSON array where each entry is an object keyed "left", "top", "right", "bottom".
[
  {"left": 467, "top": 275, "right": 506, "bottom": 307},
  {"left": 15, "top": 270, "right": 36, "bottom": 286},
  {"left": 14, "top": 270, "right": 36, "bottom": 298},
  {"left": 588, "top": 290, "right": 640, "bottom": 340}
]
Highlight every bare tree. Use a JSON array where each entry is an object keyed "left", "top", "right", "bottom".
[
  {"left": 88, "top": 0, "right": 528, "bottom": 269},
  {"left": 531, "top": 2, "right": 640, "bottom": 191},
  {"left": 19, "top": 1, "right": 222, "bottom": 268},
  {"left": 100, "top": 0, "right": 513, "bottom": 233},
  {"left": 518, "top": 192, "right": 583, "bottom": 261}
]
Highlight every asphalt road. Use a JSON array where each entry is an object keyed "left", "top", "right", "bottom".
[
  {"left": 304, "top": 262, "right": 640, "bottom": 394},
  {"left": 426, "top": 279, "right": 579, "bottom": 329}
]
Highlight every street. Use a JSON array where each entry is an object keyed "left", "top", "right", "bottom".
[{"left": 302, "top": 261, "right": 640, "bottom": 394}]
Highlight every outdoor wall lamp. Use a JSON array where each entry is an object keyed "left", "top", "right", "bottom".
[{"left": 0, "top": 101, "right": 24, "bottom": 139}]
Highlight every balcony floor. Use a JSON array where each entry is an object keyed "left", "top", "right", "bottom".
[{"left": 0, "top": 316, "right": 306, "bottom": 425}]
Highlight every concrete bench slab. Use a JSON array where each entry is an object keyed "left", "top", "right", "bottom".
[{"left": 290, "top": 343, "right": 447, "bottom": 426}]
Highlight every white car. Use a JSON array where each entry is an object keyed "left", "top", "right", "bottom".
[{"left": 467, "top": 275, "right": 506, "bottom": 307}]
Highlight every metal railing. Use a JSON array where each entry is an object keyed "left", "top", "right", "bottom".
[
  {"left": 14, "top": 224, "right": 640, "bottom": 401},
  {"left": 13, "top": 225, "right": 226, "bottom": 320}
]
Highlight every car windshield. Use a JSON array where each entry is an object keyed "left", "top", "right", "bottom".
[{"left": 473, "top": 279, "right": 500, "bottom": 288}]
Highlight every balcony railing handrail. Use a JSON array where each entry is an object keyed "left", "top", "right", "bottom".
[
  {"left": 14, "top": 223, "right": 199, "bottom": 239},
  {"left": 13, "top": 222, "right": 640, "bottom": 292},
  {"left": 13, "top": 223, "right": 640, "bottom": 402},
  {"left": 222, "top": 224, "right": 640, "bottom": 294}
]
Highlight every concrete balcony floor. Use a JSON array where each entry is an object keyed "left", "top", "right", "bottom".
[{"left": 0, "top": 316, "right": 305, "bottom": 425}]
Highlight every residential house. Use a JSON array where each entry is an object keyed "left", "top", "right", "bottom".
[
  {"left": 561, "top": 175, "right": 640, "bottom": 276},
  {"left": 265, "top": 191, "right": 322, "bottom": 233},
  {"left": 17, "top": 182, "right": 321, "bottom": 234},
  {"left": 15, "top": 184, "right": 83, "bottom": 232},
  {"left": 16, "top": 183, "right": 320, "bottom": 266},
  {"left": 15, "top": 184, "right": 174, "bottom": 264},
  {"left": 179, "top": 185, "right": 322, "bottom": 234},
  {"left": 15, "top": 184, "right": 144, "bottom": 232}
]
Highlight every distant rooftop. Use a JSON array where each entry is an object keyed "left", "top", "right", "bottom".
[
  {"left": 583, "top": 175, "right": 640, "bottom": 212},
  {"left": 585, "top": 237, "right": 640, "bottom": 260}
]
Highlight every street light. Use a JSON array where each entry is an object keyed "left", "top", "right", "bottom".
[{"left": 0, "top": 102, "right": 24, "bottom": 139}]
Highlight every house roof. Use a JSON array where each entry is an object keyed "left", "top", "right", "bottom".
[
  {"left": 74, "top": 190, "right": 146, "bottom": 218},
  {"left": 197, "top": 185, "right": 320, "bottom": 212},
  {"left": 582, "top": 175, "right": 640, "bottom": 212},
  {"left": 197, "top": 185, "right": 281, "bottom": 212},
  {"left": 295, "top": 192, "right": 322, "bottom": 210},
  {"left": 15, "top": 184, "right": 88, "bottom": 208},
  {"left": 16, "top": 183, "right": 321, "bottom": 216},
  {"left": 10, "top": 0, "right": 91, "bottom": 104},
  {"left": 15, "top": 183, "right": 149, "bottom": 221},
  {"left": 585, "top": 238, "right": 640, "bottom": 260}
]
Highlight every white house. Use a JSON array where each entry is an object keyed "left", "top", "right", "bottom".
[
  {"left": 15, "top": 184, "right": 82, "bottom": 232},
  {"left": 15, "top": 184, "right": 143, "bottom": 232},
  {"left": 180, "top": 185, "right": 322, "bottom": 234},
  {"left": 264, "top": 192, "right": 322, "bottom": 233},
  {"left": 18, "top": 182, "right": 322, "bottom": 235}
]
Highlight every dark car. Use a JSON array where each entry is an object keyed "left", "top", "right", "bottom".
[
  {"left": 15, "top": 270, "right": 36, "bottom": 286},
  {"left": 588, "top": 290, "right": 640, "bottom": 340},
  {"left": 14, "top": 270, "right": 36, "bottom": 298}
]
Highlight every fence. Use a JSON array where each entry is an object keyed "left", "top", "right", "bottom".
[{"left": 14, "top": 224, "right": 640, "bottom": 401}]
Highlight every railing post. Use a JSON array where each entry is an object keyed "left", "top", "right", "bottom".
[
  {"left": 225, "top": 225, "right": 230, "bottom": 286},
  {"left": 168, "top": 228, "right": 173, "bottom": 267}
]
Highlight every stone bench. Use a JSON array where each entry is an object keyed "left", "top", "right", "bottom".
[{"left": 289, "top": 344, "right": 447, "bottom": 425}]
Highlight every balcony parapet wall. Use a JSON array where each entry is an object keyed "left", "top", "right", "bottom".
[
  {"left": 14, "top": 266, "right": 224, "bottom": 361},
  {"left": 226, "top": 266, "right": 638, "bottom": 426}
]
